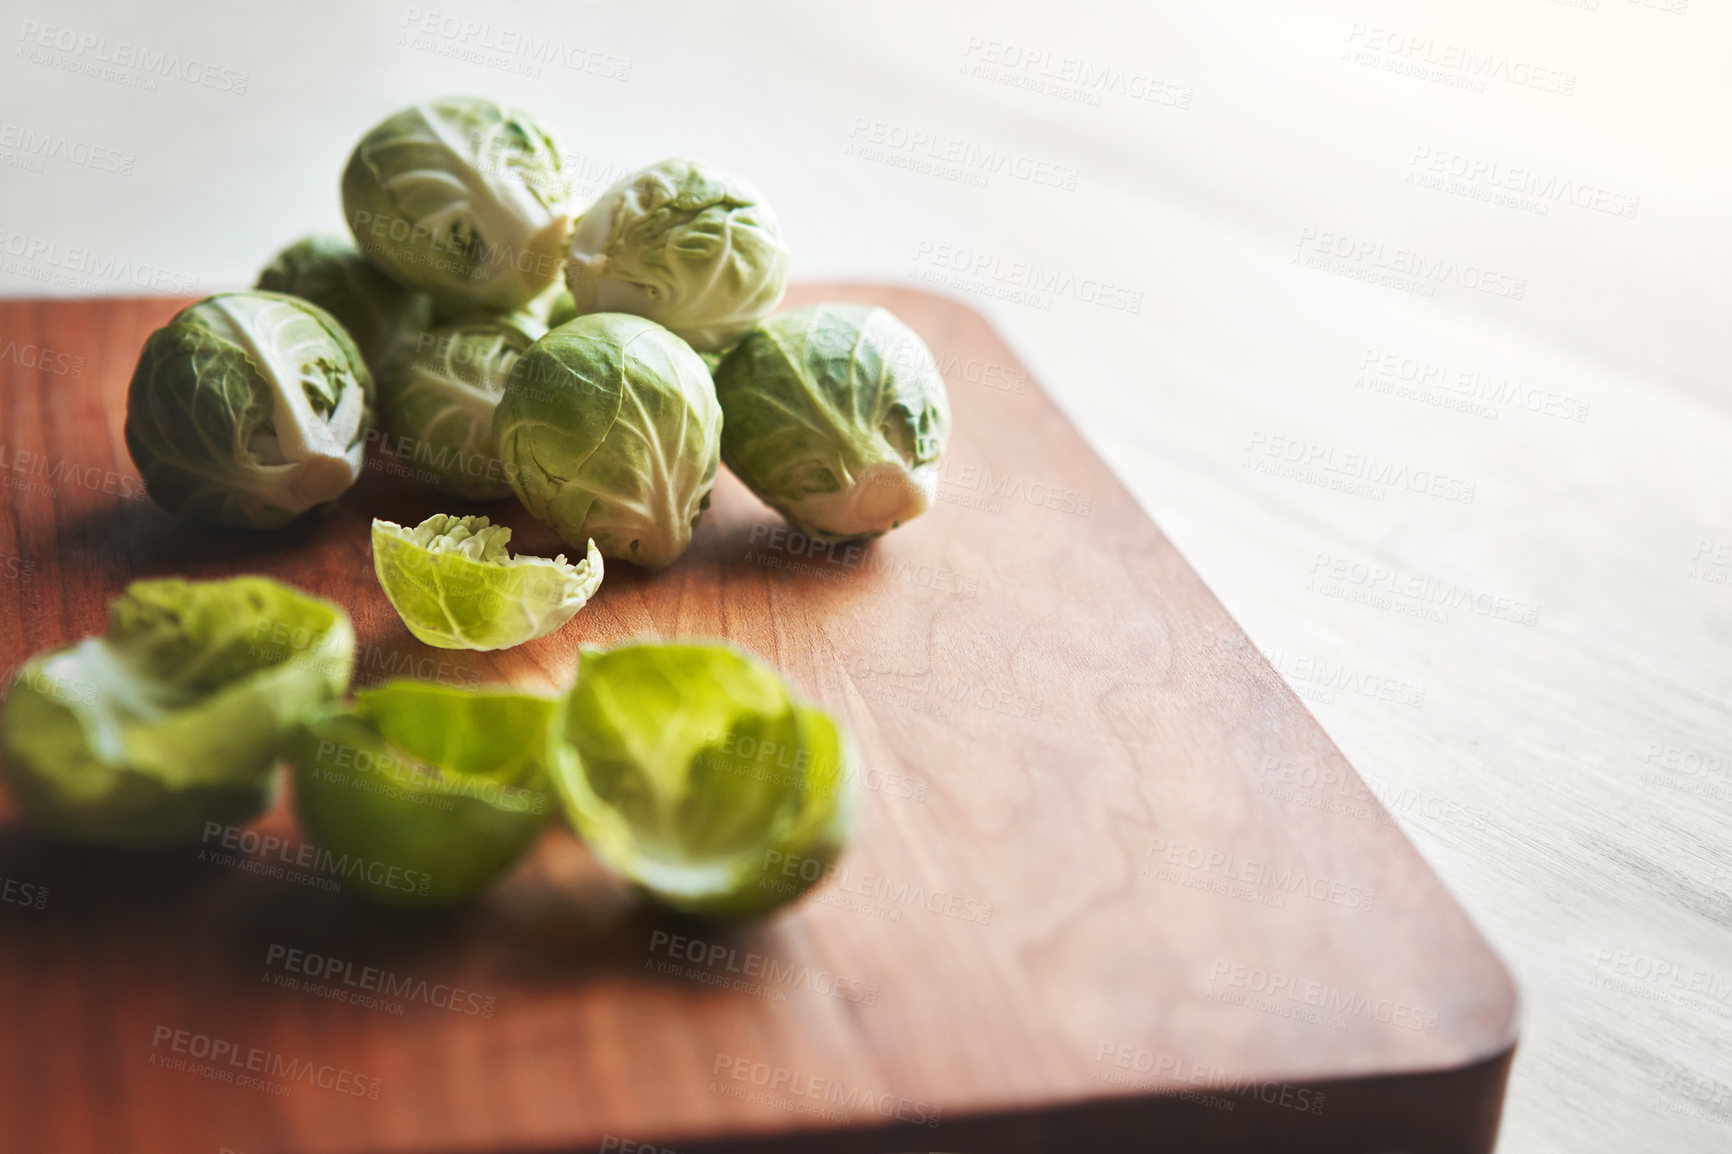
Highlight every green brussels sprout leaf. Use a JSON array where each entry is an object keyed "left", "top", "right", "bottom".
[
  {"left": 289, "top": 681, "right": 558, "bottom": 907},
  {"left": 552, "top": 642, "right": 858, "bottom": 918},
  {"left": 372, "top": 514, "right": 603, "bottom": 651},
  {"left": 0, "top": 577, "right": 355, "bottom": 847}
]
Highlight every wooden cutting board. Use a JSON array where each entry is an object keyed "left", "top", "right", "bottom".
[{"left": 0, "top": 287, "right": 1517, "bottom": 1154}]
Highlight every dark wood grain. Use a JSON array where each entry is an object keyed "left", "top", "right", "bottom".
[{"left": 0, "top": 287, "right": 1518, "bottom": 1153}]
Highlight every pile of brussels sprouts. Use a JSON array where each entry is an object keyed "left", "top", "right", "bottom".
[
  {"left": 127, "top": 95, "right": 953, "bottom": 565},
  {"left": 2, "top": 96, "right": 957, "bottom": 917}
]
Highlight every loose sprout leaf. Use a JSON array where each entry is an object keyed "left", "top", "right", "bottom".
[
  {"left": 342, "top": 97, "right": 578, "bottom": 313},
  {"left": 496, "top": 313, "right": 721, "bottom": 568},
  {"left": 372, "top": 514, "right": 603, "bottom": 651},
  {"left": 551, "top": 642, "right": 859, "bottom": 918},
  {"left": 124, "top": 292, "right": 373, "bottom": 530},
  {"left": 288, "top": 680, "right": 558, "bottom": 907},
  {"left": 0, "top": 577, "right": 354, "bottom": 847},
  {"left": 563, "top": 159, "right": 788, "bottom": 352},
  {"left": 714, "top": 304, "right": 952, "bottom": 541}
]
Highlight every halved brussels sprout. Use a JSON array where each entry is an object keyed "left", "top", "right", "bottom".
[
  {"left": 372, "top": 514, "right": 602, "bottom": 651},
  {"left": 0, "top": 577, "right": 354, "bottom": 847},
  {"left": 342, "top": 97, "right": 577, "bottom": 314},
  {"left": 552, "top": 642, "right": 858, "bottom": 919},
  {"left": 288, "top": 681, "right": 558, "bottom": 907},
  {"left": 256, "top": 234, "right": 435, "bottom": 380},
  {"left": 124, "top": 292, "right": 374, "bottom": 530},
  {"left": 383, "top": 314, "right": 545, "bottom": 500},
  {"left": 715, "top": 304, "right": 951, "bottom": 541},
  {"left": 563, "top": 158, "right": 788, "bottom": 352},
  {"left": 495, "top": 313, "right": 721, "bottom": 568}
]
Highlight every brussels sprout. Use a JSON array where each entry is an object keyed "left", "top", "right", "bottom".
[
  {"left": 542, "top": 286, "right": 579, "bottom": 328},
  {"left": 372, "top": 514, "right": 603, "bottom": 651},
  {"left": 342, "top": 97, "right": 577, "bottom": 314},
  {"left": 289, "top": 681, "right": 559, "bottom": 907},
  {"left": 125, "top": 292, "right": 374, "bottom": 530},
  {"left": 256, "top": 234, "right": 435, "bottom": 380},
  {"left": 552, "top": 643, "right": 858, "bottom": 919},
  {"left": 0, "top": 577, "right": 354, "bottom": 847},
  {"left": 506, "top": 280, "right": 577, "bottom": 330},
  {"left": 383, "top": 314, "right": 545, "bottom": 500},
  {"left": 563, "top": 158, "right": 788, "bottom": 352},
  {"left": 714, "top": 304, "right": 951, "bottom": 541},
  {"left": 496, "top": 313, "right": 721, "bottom": 568}
]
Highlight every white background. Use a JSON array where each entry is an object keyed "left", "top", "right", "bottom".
[{"left": 3, "top": 1, "right": 1731, "bottom": 1151}]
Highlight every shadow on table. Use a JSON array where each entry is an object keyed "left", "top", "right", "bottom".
[{"left": 0, "top": 810, "right": 803, "bottom": 1002}]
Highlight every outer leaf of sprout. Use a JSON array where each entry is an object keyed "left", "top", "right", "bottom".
[
  {"left": 124, "top": 292, "right": 374, "bottom": 530},
  {"left": 372, "top": 514, "right": 603, "bottom": 651},
  {"left": 288, "top": 681, "right": 558, "bottom": 907},
  {"left": 714, "top": 304, "right": 951, "bottom": 542},
  {"left": 495, "top": 313, "right": 721, "bottom": 568},
  {"left": 0, "top": 577, "right": 354, "bottom": 847},
  {"left": 550, "top": 642, "right": 859, "bottom": 919},
  {"left": 342, "top": 97, "right": 577, "bottom": 313},
  {"left": 563, "top": 158, "right": 788, "bottom": 352},
  {"left": 256, "top": 234, "right": 435, "bottom": 380},
  {"left": 383, "top": 314, "right": 545, "bottom": 500}
]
